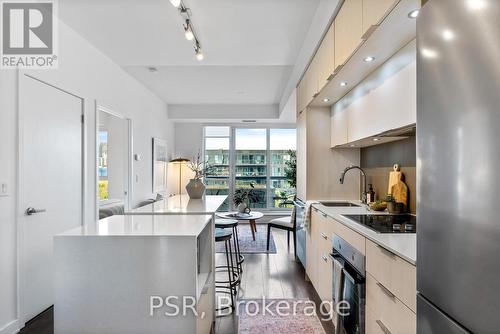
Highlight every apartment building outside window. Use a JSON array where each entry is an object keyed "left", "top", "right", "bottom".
[{"left": 204, "top": 126, "right": 296, "bottom": 211}]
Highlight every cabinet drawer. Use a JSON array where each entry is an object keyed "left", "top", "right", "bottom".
[
  {"left": 317, "top": 251, "right": 332, "bottom": 302},
  {"left": 366, "top": 273, "right": 416, "bottom": 334},
  {"left": 366, "top": 239, "right": 416, "bottom": 312},
  {"left": 331, "top": 218, "right": 366, "bottom": 255}
]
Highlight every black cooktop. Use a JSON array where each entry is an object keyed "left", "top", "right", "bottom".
[{"left": 342, "top": 214, "right": 416, "bottom": 233}]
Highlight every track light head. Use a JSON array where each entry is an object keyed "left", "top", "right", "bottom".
[
  {"left": 169, "top": 0, "right": 181, "bottom": 8},
  {"left": 195, "top": 43, "right": 204, "bottom": 61},
  {"left": 184, "top": 20, "right": 194, "bottom": 41}
]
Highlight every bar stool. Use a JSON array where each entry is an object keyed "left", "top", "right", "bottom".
[
  {"left": 215, "top": 228, "right": 240, "bottom": 313},
  {"left": 215, "top": 218, "right": 244, "bottom": 274}
]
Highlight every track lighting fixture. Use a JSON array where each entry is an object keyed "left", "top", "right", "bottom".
[
  {"left": 195, "top": 43, "right": 204, "bottom": 61},
  {"left": 184, "top": 20, "right": 194, "bottom": 41},
  {"left": 170, "top": 0, "right": 205, "bottom": 61}
]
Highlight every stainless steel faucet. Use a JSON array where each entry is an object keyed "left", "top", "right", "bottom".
[{"left": 340, "top": 165, "right": 368, "bottom": 204}]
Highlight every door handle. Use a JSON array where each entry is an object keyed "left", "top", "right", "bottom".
[
  {"left": 321, "top": 233, "right": 328, "bottom": 240},
  {"left": 376, "top": 320, "right": 392, "bottom": 334},
  {"left": 25, "top": 207, "right": 47, "bottom": 215}
]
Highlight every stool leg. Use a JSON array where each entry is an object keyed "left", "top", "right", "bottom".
[
  {"left": 225, "top": 240, "right": 235, "bottom": 310},
  {"left": 228, "top": 239, "right": 237, "bottom": 297},
  {"left": 287, "top": 230, "right": 290, "bottom": 248},
  {"left": 233, "top": 226, "right": 242, "bottom": 273}
]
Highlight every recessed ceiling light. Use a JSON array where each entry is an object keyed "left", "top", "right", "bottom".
[
  {"left": 421, "top": 48, "right": 438, "bottom": 59},
  {"left": 363, "top": 56, "right": 375, "bottom": 62},
  {"left": 340, "top": 81, "right": 348, "bottom": 87},
  {"left": 466, "top": 0, "right": 487, "bottom": 11},
  {"left": 169, "top": 0, "right": 181, "bottom": 8},
  {"left": 442, "top": 29, "right": 455, "bottom": 41},
  {"left": 408, "top": 9, "right": 419, "bottom": 19},
  {"left": 323, "top": 98, "right": 331, "bottom": 103},
  {"left": 373, "top": 138, "right": 380, "bottom": 141},
  {"left": 147, "top": 67, "right": 158, "bottom": 73}
]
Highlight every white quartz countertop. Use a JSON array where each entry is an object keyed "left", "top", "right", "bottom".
[
  {"left": 58, "top": 214, "right": 212, "bottom": 237},
  {"left": 311, "top": 200, "right": 416, "bottom": 265},
  {"left": 127, "top": 195, "right": 227, "bottom": 214}
]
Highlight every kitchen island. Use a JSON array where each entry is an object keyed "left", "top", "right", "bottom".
[{"left": 54, "top": 195, "right": 227, "bottom": 334}]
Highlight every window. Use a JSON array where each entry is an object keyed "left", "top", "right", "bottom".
[
  {"left": 269, "top": 129, "right": 297, "bottom": 209},
  {"left": 98, "top": 131, "right": 109, "bottom": 200},
  {"left": 204, "top": 126, "right": 296, "bottom": 211},
  {"left": 204, "top": 127, "right": 231, "bottom": 211},
  {"left": 235, "top": 128, "right": 267, "bottom": 208}
]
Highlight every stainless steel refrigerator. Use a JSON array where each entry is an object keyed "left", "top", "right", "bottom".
[{"left": 417, "top": 0, "right": 500, "bottom": 333}]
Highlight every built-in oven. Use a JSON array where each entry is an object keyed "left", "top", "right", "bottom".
[
  {"left": 294, "top": 199, "right": 306, "bottom": 266},
  {"left": 331, "top": 234, "right": 365, "bottom": 334}
]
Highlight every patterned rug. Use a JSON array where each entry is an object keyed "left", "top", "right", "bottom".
[
  {"left": 238, "top": 299, "right": 326, "bottom": 334},
  {"left": 216, "top": 224, "right": 277, "bottom": 254}
]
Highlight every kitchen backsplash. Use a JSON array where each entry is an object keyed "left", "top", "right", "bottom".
[{"left": 361, "top": 137, "right": 416, "bottom": 213}]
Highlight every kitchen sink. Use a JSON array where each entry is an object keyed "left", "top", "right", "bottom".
[{"left": 319, "top": 201, "right": 360, "bottom": 207}]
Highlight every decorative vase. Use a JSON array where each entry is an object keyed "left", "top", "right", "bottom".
[
  {"left": 185, "top": 179, "right": 206, "bottom": 199},
  {"left": 237, "top": 202, "right": 248, "bottom": 213}
]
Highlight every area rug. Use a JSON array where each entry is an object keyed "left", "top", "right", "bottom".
[
  {"left": 216, "top": 224, "right": 277, "bottom": 254},
  {"left": 238, "top": 299, "right": 326, "bottom": 334}
]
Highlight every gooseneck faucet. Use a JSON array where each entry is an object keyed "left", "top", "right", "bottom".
[{"left": 340, "top": 165, "right": 368, "bottom": 204}]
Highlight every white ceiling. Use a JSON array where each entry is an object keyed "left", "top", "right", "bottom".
[{"left": 59, "top": 0, "right": 321, "bottom": 106}]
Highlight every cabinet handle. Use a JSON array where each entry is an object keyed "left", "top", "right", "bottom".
[
  {"left": 377, "top": 282, "right": 396, "bottom": 299},
  {"left": 377, "top": 245, "right": 396, "bottom": 259},
  {"left": 321, "top": 212, "right": 328, "bottom": 218},
  {"left": 313, "top": 207, "right": 318, "bottom": 212},
  {"left": 333, "top": 65, "right": 343, "bottom": 74},
  {"left": 321, "top": 233, "right": 328, "bottom": 240},
  {"left": 362, "top": 25, "right": 378, "bottom": 40},
  {"left": 321, "top": 255, "right": 328, "bottom": 262},
  {"left": 376, "top": 320, "right": 392, "bottom": 334}
]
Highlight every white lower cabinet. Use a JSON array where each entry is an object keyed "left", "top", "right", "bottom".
[
  {"left": 366, "top": 273, "right": 416, "bottom": 334},
  {"left": 305, "top": 207, "right": 416, "bottom": 334}
]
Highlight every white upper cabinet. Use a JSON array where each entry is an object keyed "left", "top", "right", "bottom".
[
  {"left": 334, "top": 0, "right": 363, "bottom": 68},
  {"left": 331, "top": 41, "right": 416, "bottom": 146},
  {"left": 316, "top": 23, "right": 336, "bottom": 92},
  {"left": 362, "top": 0, "right": 398, "bottom": 38}
]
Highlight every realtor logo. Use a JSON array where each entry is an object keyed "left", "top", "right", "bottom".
[{"left": 1, "top": 0, "right": 58, "bottom": 68}]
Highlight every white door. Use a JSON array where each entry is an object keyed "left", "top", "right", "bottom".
[{"left": 19, "top": 75, "right": 83, "bottom": 322}]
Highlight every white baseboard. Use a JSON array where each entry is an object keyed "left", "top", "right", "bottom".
[{"left": 0, "top": 319, "right": 21, "bottom": 334}]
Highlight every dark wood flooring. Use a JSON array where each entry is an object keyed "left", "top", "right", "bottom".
[
  {"left": 215, "top": 224, "right": 335, "bottom": 334},
  {"left": 19, "top": 222, "right": 334, "bottom": 334}
]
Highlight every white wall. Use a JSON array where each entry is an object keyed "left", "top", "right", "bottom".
[{"left": 0, "top": 19, "right": 174, "bottom": 333}]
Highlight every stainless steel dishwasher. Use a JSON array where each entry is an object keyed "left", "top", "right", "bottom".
[{"left": 293, "top": 199, "right": 306, "bottom": 266}]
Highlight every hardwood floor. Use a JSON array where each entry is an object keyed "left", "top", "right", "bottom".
[
  {"left": 19, "top": 221, "right": 334, "bottom": 334},
  {"left": 215, "top": 223, "right": 335, "bottom": 334}
]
